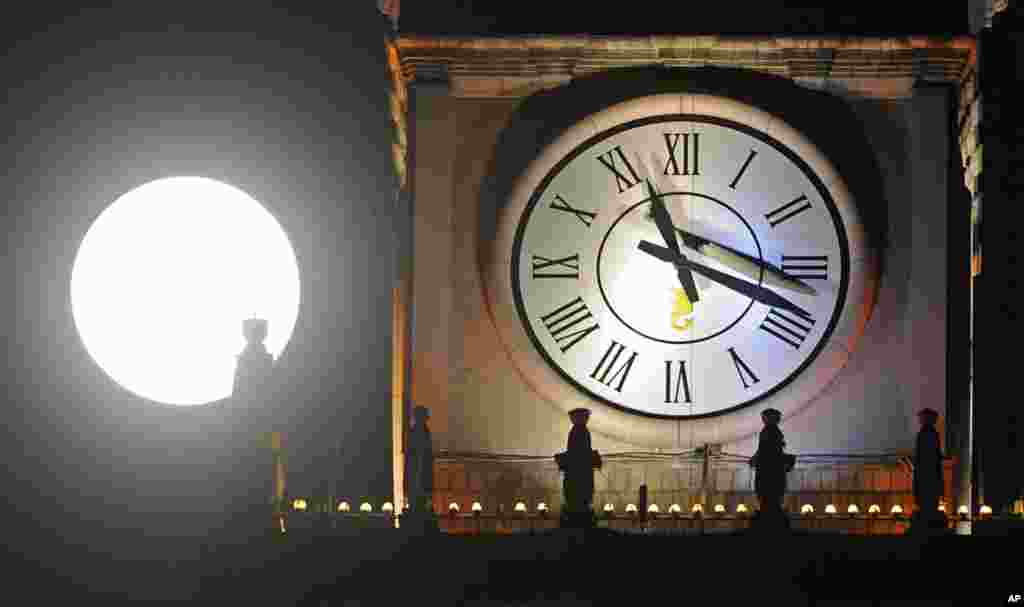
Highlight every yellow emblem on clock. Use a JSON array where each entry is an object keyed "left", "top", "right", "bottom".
[{"left": 670, "top": 288, "right": 695, "bottom": 332}]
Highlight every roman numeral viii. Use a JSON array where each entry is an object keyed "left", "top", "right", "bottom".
[
  {"left": 590, "top": 341, "right": 638, "bottom": 392},
  {"left": 539, "top": 297, "right": 599, "bottom": 353},
  {"left": 781, "top": 255, "right": 828, "bottom": 280},
  {"left": 664, "top": 360, "right": 692, "bottom": 404},
  {"left": 760, "top": 308, "right": 815, "bottom": 349},
  {"left": 663, "top": 133, "right": 700, "bottom": 176},
  {"left": 532, "top": 253, "right": 580, "bottom": 279},
  {"left": 596, "top": 146, "right": 641, "bottom": 193},
  {"left": 727, "top": 347, "right": 760, "bottom": 389}
]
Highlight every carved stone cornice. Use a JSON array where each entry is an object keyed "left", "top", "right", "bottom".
[{"left": 391, "top": 34, "right": 976, "bottom": 99}]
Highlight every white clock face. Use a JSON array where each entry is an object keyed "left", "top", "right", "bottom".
[{"left": 510, "top": 114, "right": 850, "bottom": 418}]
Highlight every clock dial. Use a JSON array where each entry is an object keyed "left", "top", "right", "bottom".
[{"left": 511, "top": 115, "right": 849, "bottom": 418}]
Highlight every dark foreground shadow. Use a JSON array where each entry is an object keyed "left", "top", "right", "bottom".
[{"left": 183, "top": 527, "right": 1018, "bottom": 606}]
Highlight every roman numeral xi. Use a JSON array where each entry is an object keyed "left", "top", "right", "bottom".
[{"left": 596, "top": 146, "right": 641, "bottom": 194}]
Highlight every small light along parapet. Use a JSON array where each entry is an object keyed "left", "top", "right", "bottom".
[
  {"left": 847, "top": 504, "right": 860, "bottom": 514},
  {"left": 338, "top": 501, "right": 351, "bottom": 513},
  {"left": 824, "top": 504, "right": 837, "bottom": 514},
  {"left": 382, "top": 502, "right": 395, "bottom": 514},
  {"left": 890, "top": 504, "right": 904, "bottom": 515},
  {"left": 471, "top": 501, "right": 483, "bottom": 514},
  {"left": 868, "top": 504, "right": 881, "bottom": 514},
  {"left": 713, "top": 504, "right": 726, "bottom": 514},
  {"left": 801, "top": 504, "right": 815, "bottom": 515},
  {"left": 292, "top": 498, "right": 308, "bottom": 512},
  {"left": 736, "top": 503, "right": 749, "bottom": 514},
  {"left": 513, "top": 501, "right": 527, "bottom": 513},
  {"left": 359, "top": 502, "right": 373, "bottom": 513}
]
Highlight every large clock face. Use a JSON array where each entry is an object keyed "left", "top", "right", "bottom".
[{"left": 488, "top": 94, "right": 874, "bottom": 443}]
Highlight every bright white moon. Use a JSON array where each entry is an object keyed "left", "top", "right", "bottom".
[{"left": 71, "top": 176, "right": 301, "bottom": 406}]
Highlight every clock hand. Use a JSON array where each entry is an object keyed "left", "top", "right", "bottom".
[
  {"left": 647, "top": 180, "right": 700, "bottom": 302},
  {"left": 642, "top": 210, "right": 815, "bottom": 296},
  {"left": 637, "top": 240, "right": 812, "bottom": 319},
  {"left": 675, "top": 227, "right": 817, "bottom": 296}
]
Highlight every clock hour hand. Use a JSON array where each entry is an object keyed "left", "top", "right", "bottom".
[
  {"left": 637, "top": 240, "right": 812, "bottom": 319},
  {"left": 647, "top": 180, "right": 700, "bottom": 302}
]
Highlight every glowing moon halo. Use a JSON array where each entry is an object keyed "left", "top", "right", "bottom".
[{"left": 71, "top": 177, "right": 300, "bottom": 406}]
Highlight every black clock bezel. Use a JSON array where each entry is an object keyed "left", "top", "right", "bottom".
[{"left": 510, "top": 114, "right": 851, "bottom": 420}]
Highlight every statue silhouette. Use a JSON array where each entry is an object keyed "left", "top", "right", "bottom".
[
  {"left": 910, "top": 408, "right": 945, "bottom": 534},
  {"left": 749, "top": 408, "right": 792, "bottom": 531},
  {"left": 556, "top": 408, "right": 601, "bottom": 528},
  {"left": 405, "top": 406, "right": 438, "bottom": 533}
]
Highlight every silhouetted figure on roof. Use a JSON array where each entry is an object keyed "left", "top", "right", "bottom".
[
  {"left": 233, "top": 318, "right": 274, "bottom": 407},
  {"left": 909, "top": 408, "right": 946, "bottom": 534},
  {"left": 405, "top": 405, "right": 439, "bottom": 533},
  {"left": 749, "top": 408, "right": 793, "bottom": 532},
  {"left": 556, "top": 408, "right": 601, "bottom": 528},
  {"left": 220, "top": 319, "right": 276, "bottom": 560}
]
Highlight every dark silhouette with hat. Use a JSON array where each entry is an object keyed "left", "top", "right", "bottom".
[
  {"left": 555, "top": 408, "right": 602, "bottom": 528},
  {"left": 749, "top": 408, "right": 794, "bottom": 531},
  {"left": 909, "top": 408, "right": 946, "bottom": 534}
]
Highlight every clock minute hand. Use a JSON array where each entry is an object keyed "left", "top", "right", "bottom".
[
  {"left": 647, "top": 180, "right": 700, "bottom": 303},
  {"left": 637, "top": 240, "right": 812, "bottom": 319}
]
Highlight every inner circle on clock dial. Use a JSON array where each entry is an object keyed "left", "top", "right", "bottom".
[{"left": 596, "top": 191, "right": 763, "bottom": 345}]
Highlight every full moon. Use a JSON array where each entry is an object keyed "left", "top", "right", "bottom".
[{"left": 71, "top": 177, "right": 301, "bottom": 406}]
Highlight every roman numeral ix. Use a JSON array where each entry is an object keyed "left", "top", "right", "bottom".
[
  {"left": 596, "top": 146, "right": 641, "bottom": 193},
  {"left": 590, "top": 341, "right": 638, "bottom": 393},
  {"left": 539, "top": 296, "right": 599, "bottom": 354},
  {"left": 663, "top": 132, "right": 700, "bottom": 176},
  {"left": 664, "top": 360, "right": 692, "bottom": 404},
  {"left": 532, "top": 253, "right": 580, "bottom": 279}
]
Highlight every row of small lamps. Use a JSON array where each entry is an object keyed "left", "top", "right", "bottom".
[{"left": 289, "top": 499, "right": 996, "bottom": 517}]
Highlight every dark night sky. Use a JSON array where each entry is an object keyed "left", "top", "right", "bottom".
[{"left": 1, "top": 0, "right": 969, "bottom": 598}]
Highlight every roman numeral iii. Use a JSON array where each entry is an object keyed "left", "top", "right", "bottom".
[
  {"left": 532, "top": 253, "right": 580, "bottom": 279},
  {"left": 760, "top": 308, "right": 815, "bottom": 349},
  {"left": 596, "top": 146, "right": 641, "bottom": 193},
  {"left": 781, "top": 255, "right": 828, "bottom": 280},
  {"left": 663, "top": 132, "right": 700, "bottom": 176},
  {"left": 590, "top": 341, "right": 638, "bottom": 392},
  {"left": 664, "top": 360, "right": 692, "bottom": 404},
  {"left": 539, "top": 296, "right": 599, "bottom": 353}
]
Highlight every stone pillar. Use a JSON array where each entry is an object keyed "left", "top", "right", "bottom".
[{"left": 970, "top": 2, "right": 1024, "bottom": 520}]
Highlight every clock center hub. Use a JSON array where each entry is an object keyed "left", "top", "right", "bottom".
[{"left": 595, "top": 191, "right": 763, "bottom": 345}]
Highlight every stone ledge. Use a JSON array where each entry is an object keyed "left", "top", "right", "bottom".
[{"left": 393, "top": 34, "right": 976, "bottom": 98}]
